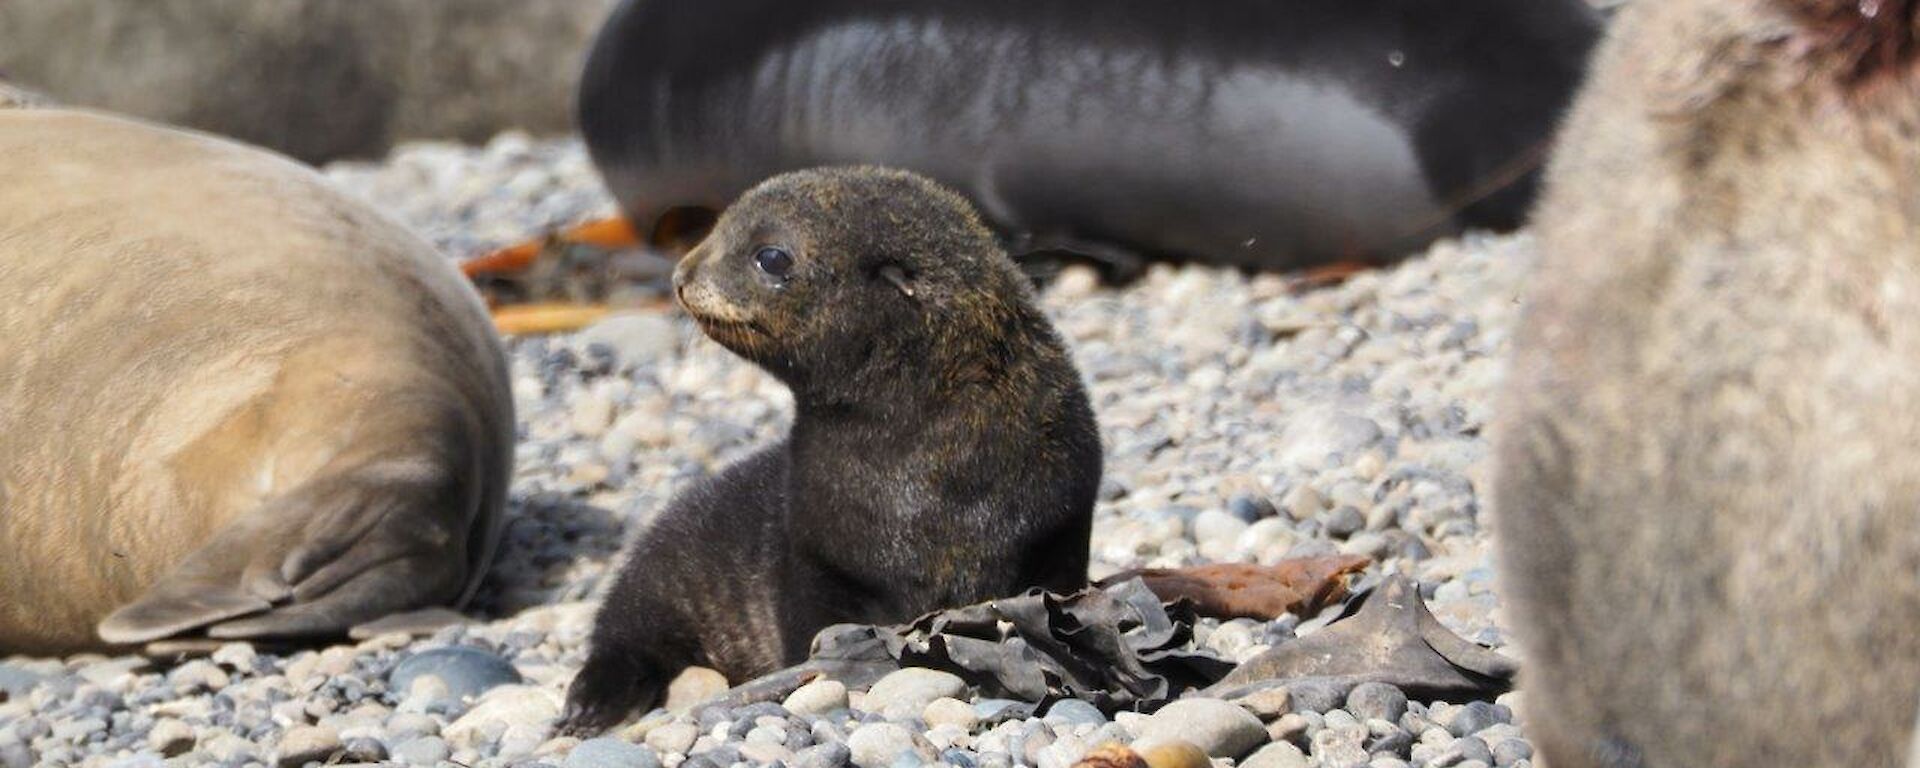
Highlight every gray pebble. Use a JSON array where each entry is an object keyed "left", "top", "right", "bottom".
[
  {"left": 1227, "top": 495, "right": 1276, "bottom": 522},
  {"left": 784, "top": 679, "right": 850, "bottom": 716},
  {"left": 342, "top": 737, "right": 388, "bottom": 762},
  {"left": 1286, "top": 681, "right": 1350, "bottom": 714},
  {"left": 0, "top": 664, "right": 48, "bottom": 702},
  {"left": 1311, "top": 727, "right": 1370, "bottom": 768},
  {"left": 391, "top": 736, "right": 451, "bottom": 765},
  {"left": 1345, "top": 684, "right": 1408, "bottom": 724},
  {"left": 1133, "top": 698, "right": 1265, "bottom": 759},
  {"left": 1492, "top": 738, "right": 1533, "bottom": 767},
  {"left": 51, "top": 717, "right": 106, "bottom": 743},
  {"left": 847, "top": 723, "right": 923, "bottom": 768},
  {"left": 1240, "top": 741, "right": 1308, "bottom": 768},
  {"left": 1322, "top": 506, "right": 1366, "bottom": 538},
  {"left": 794, "top": 742, "right": 853, "bottom": 768},
  {"left": 1041, "top": 700, "right": 1105, "bottom": 726},
  {"left": 388, "top": 647, "right": 522, "bottom": 706},
  {"left": 1365, "top": 727, "right": 1414, "bottom": 758},
  {"left": 275, "top": 725, "right": 343, "bottom": 767},
  {"left": 972, "top": 699, "right": 1033, "bottom": 725},
  {"left": 148, "top": 719, "right": 196, "bottom": 757},
  {"left": 1437, "top": 737, "right": 1495, "bottom": 766},
  {"left": 1279, "top": 409, "right": 1382, "bottom": 467},
  {"left": 566, "top": 738, "right": 663, "bottom": 768},
  {"left": 861, "top": 670, "right": 966, "bottom": 719},
  {"left": 1446, "top": 702, "right": 1505, "bottom": 738}
]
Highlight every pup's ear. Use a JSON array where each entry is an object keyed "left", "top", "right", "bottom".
[{"left": 878, "top": 263, "right": 917, "bottom": 298}]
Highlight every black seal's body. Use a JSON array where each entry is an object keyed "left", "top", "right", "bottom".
[
  {"left": 563, "top": 167, "right": 1101, "bottom": 733},
  {"left": 578, "top": 0, "right": 1602, "bottom": 271}
]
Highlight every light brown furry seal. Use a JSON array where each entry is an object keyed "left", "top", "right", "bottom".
[
  {"left": 1492, "top": 0, "right": 1920, "bottom": 766},
  {"left": 0, "top": 108, "right": 514, "bottom": 655}
]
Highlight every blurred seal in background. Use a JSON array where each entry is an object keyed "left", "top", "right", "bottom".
[
  {"left": 1493, "top": 0, "right": 1920, "bottom": 765},
  {"left": 0, "top": 0, "right": 614, "bottom": 162},
  {"left": 576, "top": 0, "right": 1603, "bottom": 274}
]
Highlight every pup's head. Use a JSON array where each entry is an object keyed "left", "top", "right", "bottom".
[{"left": 672, "top": 166, "right": 1031, "bottom": 393}]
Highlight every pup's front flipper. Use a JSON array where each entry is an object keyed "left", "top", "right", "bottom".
[
  {"left": 560, "top": 651, "right": 668, "bottom": 736},
  {"left": 97, "top": 462, "right": 481, "bottom": 646}
]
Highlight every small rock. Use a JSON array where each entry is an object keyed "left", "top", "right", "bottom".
[
  {"left": 444, "top": 685, "right": 562, "bottom": 744},
  {"left": 167, "top": 660, "right": 229, "bottom": 693},
  {"left": 391, "top": 736, "right": 452, "bottom": 765},
  {"left": 389, "top": 647, "right": 523, "bottom": 706},
  {"left": 203, "top": 733, "right": 258, "bottom": 762},
  {"left": 209, "top": 642, "right": 258, "bottom": 671},
  {"left": 1132, "top": 698, "right": 1265, "bottom": 759},
  {"left": 385, "top": 711, "right": 441, "bottom": 739},
  {"left": 1279, "top": 409, "right": 1382, "bottom": 467},
  {"left": 572, "top": 390, "right": 616, "bottom": 437},
  {"left": 1286, "top": 680, "right": 1350, "bottom": 713},
  {"left": 0, "top": 664, "right": 47, "bottom": 702},
  {"left": 76, "top": 657, "right": 149, "bottom": 688},
  {"left": 276, "top": 725, "right": 343, "bottom": 767},
  {"left": 1346, "top": 684, "right": 1408, "bottom": 725},
  {"left": 924, "top": 697, "right": 979, "bottom": 730},
  {"left": 665, "top": 667, "right": 729, "bottom": 713},
  {"left": 1043, "top": 699, "right": 1107, "bottom": 726},
  {"left": 1321, "top": 506, "right": 1366, "bottom": 538},
  {"left": 785, "top": 679, "right": 851, "bottom": 716},
  {"left": 746, "top": 743, "right": 798, "bottom": 764},
  {"left": 1229, "top": 686, "right": 1291, "bottom": 719},
  {"left": 1364, "top": 723, "right": 1414, "bottom": 758},
  {"left": 794, "top": 742, "right": 853, "bottom": 768},
  {"left": 1284, "top": 486, "right": 1327, "bottom": 522},
  {"left": 1491, "top": 738, "right": 1533, "bottom": 767},
  {"left": 1445, "top": 702, "right": 1505, "bottom": 737},
  {"left": 847, "top": 723, "right": 924, "bottom": 768},
  {"left": 580, "top": 314, "right": 678, "bottom": 369},
  {"left": 51, "top": 717, "right": 106, "bottom": 743},
  {"left": 567, "top": 737, "right": 663, "bottom": 768},
  {"left": 1443, "top": 737, "right": 1495, "bottom": 765},
  {"left": 645, "top": 722, "right": 699, "bottom": 755},
  {"left": 342, "top": 737, "right": 388, "bottom": 762},
  {"left": 1266, "top": 714, "right": 1311, "bottom": 748},
  {"left": 148, "top": 719, "right": 195, "bottom": 757},
  {"left": 1240, "top": 742, "right": 1309, "bottom": 768},
  {"left": 973, "top": 699, "right": 1034, "bottom": 724},
  {"left": 1311, "top": 728, "right": 1370, "bottom": 768},
  {"left": 861, "top": 669, "right": 966, "bottom": 719},
  {"left": 1192, "top": 510, "right": 1250, "bottom": 546}
]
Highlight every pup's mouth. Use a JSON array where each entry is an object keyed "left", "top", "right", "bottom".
[{"left": 678, "top": 285, "right": 772, "bottom": 349}]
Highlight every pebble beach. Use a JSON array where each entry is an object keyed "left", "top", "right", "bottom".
[{"left": 0, "top": 132, "right": 1539, "bottom": 768}]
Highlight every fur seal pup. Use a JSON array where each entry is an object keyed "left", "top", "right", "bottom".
[
  {"left": 576, "top": 0, "right": 1602, "bottom": 273},
  {"left": 1492, "top": 0, "right": 1920, "bottom": 765},
  {"left": 561, "top": 167, "right": 1102, "bottom": 733},
  {"left": 0, "top": 108, "right": 513, "bottom": 655},
  {"left": 0, "top": 0, "right": 613, "bottom": 163}
]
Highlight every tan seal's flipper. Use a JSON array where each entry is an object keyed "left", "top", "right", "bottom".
[{"left": 100, "top": 458, "right": 476, "bottom": 644}]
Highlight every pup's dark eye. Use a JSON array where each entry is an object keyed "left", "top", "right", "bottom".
[{"left": 753, "top": 246, "right": 794, "bottom": 278}]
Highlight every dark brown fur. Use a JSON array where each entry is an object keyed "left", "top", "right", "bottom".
[
  {"left": 561, "top": 167, "right": 1101, "bottom": 733},
  {"left": 1492, "top": 1, "right": 1920, "bottom": 766}
]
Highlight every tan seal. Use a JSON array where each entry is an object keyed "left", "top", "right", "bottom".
[
  {"left": 1492, "top": 0, "right": 1920, "bottom": 765},
  {"left": 0, "top": 109, "right": 514, "bottom": 655}
]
